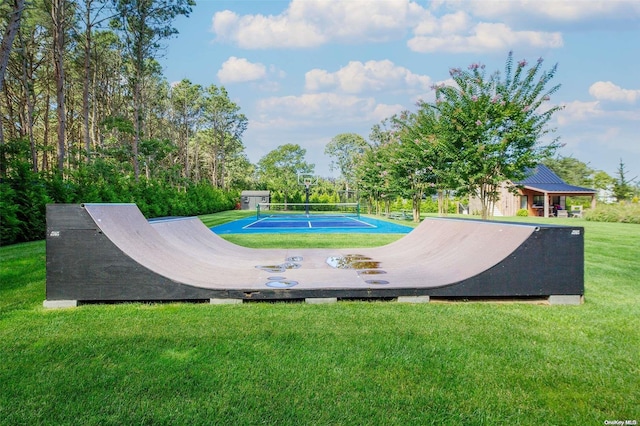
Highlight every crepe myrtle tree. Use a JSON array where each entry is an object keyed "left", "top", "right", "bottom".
[{"left": 434, "top": 51, "right": 563, "bottom": 219}]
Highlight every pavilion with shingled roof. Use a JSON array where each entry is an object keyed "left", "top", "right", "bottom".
[{"left": 468, "top": 164, "right": 597, "bottom": 217}]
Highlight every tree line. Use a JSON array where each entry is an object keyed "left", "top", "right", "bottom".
[
  {"left": 0, "top": 0, "right": 259, "bottom": 244},
  {"left": 2, "top": 1, "right": 637, "bottom": 244},
  {"left": 325, "top": 54, "right": 638, "bottom": 221},
  {"left": 0, "top": 0, "right": 261, "bottom": 186},
  {"left": 329, "top": 53, "right": 564, "bottom": 221}
]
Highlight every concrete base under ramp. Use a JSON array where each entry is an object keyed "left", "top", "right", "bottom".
[
  {"left": 43, "top": 300, "right": 78, "bottom": 309},
  {"left": 45, "top": 204, "right": 585, "bottom": 305}
]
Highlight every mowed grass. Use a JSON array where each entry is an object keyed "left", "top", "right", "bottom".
[{"left": 0, "top": 213, "right": 638, "bottom": 425}]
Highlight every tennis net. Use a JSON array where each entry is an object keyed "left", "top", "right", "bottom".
[{"left": 256, "top": 203, "right": 360, "bottom": 219}]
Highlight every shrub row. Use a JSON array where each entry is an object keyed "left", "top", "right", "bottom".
[
  {"left": 0, "top": 165, "right": 237, "bottom": 246},
  {"left": 584, "top": 203, "right": 640, "bottom": 224}
]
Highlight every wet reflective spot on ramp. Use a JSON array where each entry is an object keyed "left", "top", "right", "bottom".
[
  {"left": 344, "top": 254, "right": 371, "bottom": 260},
  {"left": 256, "top": 265, "right": 286, "bottom": 273},
  {"left": 326, "top": 255, "right": 381, "bottom": 269},
  {"left": 266, "top": 280, "right": 299, "bottom": 288},
  {"left": 256, "top": 262, "right": 301, "bottom": 272},
  {"left": 282, "top": 262, "right": 301, "bottom": 269},
  {"left": 358, "top": 270, "right": 387, "bottom": 275},
  {"left": 365, "top": 280, "right": 390, "bottom": 285},
  {"left": 286, "top": 256, "right": 304, "bottom": 262}
]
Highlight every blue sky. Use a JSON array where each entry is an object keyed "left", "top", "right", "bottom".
[{"left": 160, "top": 0, "right": 640, "bottom": 181}]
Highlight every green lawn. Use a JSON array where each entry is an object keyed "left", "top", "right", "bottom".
[{"left": 0, "top": 213, "right": 638, "bottom": 425}]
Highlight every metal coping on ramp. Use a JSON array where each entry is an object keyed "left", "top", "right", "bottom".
[{"left": 44, "top": 203, "right": 585, "bottom": 305}]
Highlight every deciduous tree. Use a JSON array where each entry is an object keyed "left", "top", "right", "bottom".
[
  {"left": 544, "top": 156, "right": 594, "bottom": 187},
  {"left": 324, "top": 132, "right": 369, "bottom": 199},
  {"left": 257, "top": 144, "right": 314, "bottom": 206},
  {"left": 435, "top": 52, "right": 563, "bottom": 219}
]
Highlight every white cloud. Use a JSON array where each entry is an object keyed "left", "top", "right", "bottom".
[
  {"left": 210, "top": 0, "right": 638, "bottom": 54},
  {"left": 211, "top": 0, "right": 426, "bottom": 49},
  {"left": 556, "top": 100, "right": 602, "bottom": 125},
  {"left": 371, "top": 103, "right": 405, "bottom": 121},
  {"left": 435, "top": 0, "right": 640, "bottom": 23},
  {"left": 408, "top": 22, "right": 562, "bottom": 53},
  {"left": 212, "top": 9, "right": 326, "bottom": 49},
  {"left": 305, "top": 60, "right": 432, "bottom": 94},
  {"left": 305, "top": 69, "right": 335, "bottom": 92},
  {"left": 589, "top": 81, "right": 640, "bottom": 104},
  {"left": 217, "top": 57, "right": 267, "bottom": 83},
  {"left": 254, "top": 93, "right": 403, "bottom": 125},
  {"left": 556, "top": 98, "right": 640, "bottom": 127},
  {"left": 257, "top": 93, "right": 373, "bottom": 119},
  {"left": 413, "top": 11, "right": 471, "bottom": 35}
]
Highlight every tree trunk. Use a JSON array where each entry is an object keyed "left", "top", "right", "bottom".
[
  {"left": 132, "top": 77, "right": 141, "bottom": 180},
  {"left": 436, "top": 190, "right": 443, "bottom": 216},
  {"left": 0, "top": 0, "right": 25, "bottom": 172},
  {"left": 51, "top": 0, "right": 66, "bottom": 174},
  {"left": 412, "top": 193, "right": 421, "bottom": 222},
  {"left": 0, "top": 0, "right": 25, "bottom": 93},
  {"left": 183, "top": 118, "right": 190, "bottom": 179},
  {"left": 18, "top": 33, "right": 38, "bottom": 172},
  {"left": 42, "top": 74, "right": 51, "bottom": 171},
  {"left": 218, "top": 148, "right": 225, "bottom": 189},
  {"left": 82, "top": 3, "right": 92, "bottom": 162}
]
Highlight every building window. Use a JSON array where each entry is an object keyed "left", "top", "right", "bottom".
[
  {"left": 533, "top": 195, "right": 545, "bottom": 207},
  {"left": 520, "top": 195, "right": 528, "bottom": 209}
]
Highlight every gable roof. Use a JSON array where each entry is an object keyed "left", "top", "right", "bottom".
[{"left": 515, "top": 164, "right": 596, "bottom": 194}]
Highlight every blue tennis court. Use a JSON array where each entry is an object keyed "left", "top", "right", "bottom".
[
  {"left": 246, "top": 215, "right": 375, "bottom": 229},
  {"left": 211, "top": 215, "right": 413, "bottom": 234}
]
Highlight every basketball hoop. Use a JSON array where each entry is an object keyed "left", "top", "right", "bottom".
[
  {"left": 298, "top": 173, "right": 317, "bottom": 188},
  {"left": 298, "top": 174, "right": 317, "bottom": 216},
  {"left": 303, "top": 177, "right": 313, "bottom": 189}
]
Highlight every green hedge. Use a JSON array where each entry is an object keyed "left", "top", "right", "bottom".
[
  {"left": 0, "top": 167, "right": 238, "bottom": 246},
  {"left": 584, "top": 203, "right": 640, "bottom": 224}
]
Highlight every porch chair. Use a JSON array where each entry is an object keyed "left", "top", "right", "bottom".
[{"left": 570, "top": 205, "right": 583, "bottom": 218}]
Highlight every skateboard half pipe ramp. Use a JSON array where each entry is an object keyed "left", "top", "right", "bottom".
[{"left": 45, "top": 204, "right": 584, "bottom": 305}]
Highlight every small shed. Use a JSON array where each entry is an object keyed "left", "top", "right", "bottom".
[{"left": 240, "top": 190, "right": 270, "bottom": 211}]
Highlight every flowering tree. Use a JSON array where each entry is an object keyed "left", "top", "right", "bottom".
[{"left": 435, "top": 52, "right": 563, "bottom": 219}]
